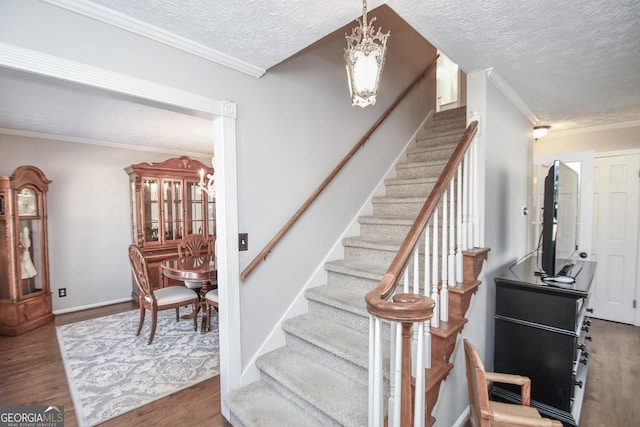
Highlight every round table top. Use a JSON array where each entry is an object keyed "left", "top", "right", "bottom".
[{"left": 162, "top": 256, "right": 217, "bottom": 283}]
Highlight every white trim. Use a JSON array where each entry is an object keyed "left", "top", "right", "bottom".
[
  {"left": 484, "top": 68, "right": 538, "bottom": 124},
  {"left": 0, "top": 127, "right": 210, "bottom": 158},
  {"left": 595, "top": 148, "right": 640, "bottom": 158},
  {"left": 0, "top": 42, "right": 225, "bottom": 117},
  {"left": 551, "top": 120, "right": 640, "bottom": 138},
  {"left": 40, "top": 0, "right": 266, "bottom": 78},
  {"left": 1, "top": 43, "right": 241, "bottom": 421},
  {"left": 452, "top": 406, "right": 471, "bottom": 427},
  {"left": 53, "top": 296, "right": 133, "bottom": 315}
]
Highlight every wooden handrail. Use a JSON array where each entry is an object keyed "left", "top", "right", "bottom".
[
  {"left": 365, "top": 120, "right": 478, "bottom": 318},
  {"left": 241, "top": 54, "right": 440, "bottom": 281}
]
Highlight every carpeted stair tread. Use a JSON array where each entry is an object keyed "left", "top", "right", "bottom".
[
  {"left": 372, "top": 195, "right": 431, "bottom": 204},
  {"left": 225, "top": 381, "right": 325, "bottom": 427},
  {"left": 395, "top": 159, "right": 448, "bottom": 170},
  {"left": 384, "top": 176, "right": 438, "bottom": 186},
  {"left": 305, "top": 285, "right": 368, "bottom": 317},
  {"left": 257, "top": 347, "right": 369, "bottom": 427},
  {"left": 283, "top": 314, "right": 370, "bottom": 369},
  {"left": 343, "top": 235, "right": 403, "bottom": 251},
  {"left": 324, "top": 259, "right": 388, "bottom": 280},
  {"left": 359, "top": 215, "right": 417, "bottom": 226}
]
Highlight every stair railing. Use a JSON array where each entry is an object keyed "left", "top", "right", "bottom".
[
  {"left": 240, "top": 55, "right": 440, "bottom": 281},
  {"left": 366, "top": 116, "right": 479, "bottom": 427}
]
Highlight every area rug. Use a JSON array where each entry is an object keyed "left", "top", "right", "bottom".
[{"left": 56, "top": 307, "right": 219, "bottom": 427}]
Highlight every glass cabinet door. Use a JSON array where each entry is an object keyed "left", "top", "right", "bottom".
[
  {"left": 0, "top": 209, "right": 9, "bottom": 300},
  {"left": 186, "top": 181, "right": 206, "bottom": 235},
  {"left": 207, "top": 197, "right": 216, "bottom": 238},
  {"left": 163, "top": 179, "right": 183, "bottom": 242},
  {"left": 143, "top": 179, "right": 160, "bottom": 242}
]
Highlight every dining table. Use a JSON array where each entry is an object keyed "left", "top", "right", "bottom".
[{"left": 161, "top": 255, "right": 217, "bottom": 333}]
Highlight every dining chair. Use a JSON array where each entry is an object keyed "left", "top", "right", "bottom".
[
  {"left": 204, "top": 289, "right": 219, "bottom": 332},
  {"left": 177, "top": 234, "right": 214, "bottom": 291},
  {"left": 128, "top": 244, "right": 198, "bottom": 344},
  {"left": 463, "top": 339, "right": 563, "bottom": 427}
]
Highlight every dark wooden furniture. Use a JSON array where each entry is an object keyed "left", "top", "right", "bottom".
[
  {"left": 128, "top": 244, "right": 198, "bottom": 344},
  {"left": 161, "top": 255, "right": 217, "bottom": 333},
  {"left": 125, "top": 156, "right": 215, "bottom": 299},
  {"left": 0, "top": 166, "right": 53, "bottom": 336},
  {"left": 464, "top": 339, "right": 563, "bottom": 427},
  {"left": 493, "top": 256, "right": 596, "bottom": 426}
]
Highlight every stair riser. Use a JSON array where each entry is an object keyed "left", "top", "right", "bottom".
[
  {"left": 308, "top": 299, "right": 372, "bottom": 335},
  {"left": 327, "top": 270, "right": 381, "bottom": 293},
  {"left": 285, "top": 332, "right": 372, "bottom": 388},
  {"left": 396, "top": 163, "right": 446, "bottom": 179},
  {"left": 385, "top": 182, "right": 434, "bottom": 198},
  {"left": 417, "top": 121, "right": 466, "bottom": 138},
  {"left": 258, "top": 371, "right": 344, "bottom": 427},
  {"left": 416, "top": 133, "right": 462, "bottom": 148},
  {"left": 373, "top": 200, "right": 424, "bottom": 217},
  {"left": 407, "top": 147, "right": 455, "bottom": 163}
]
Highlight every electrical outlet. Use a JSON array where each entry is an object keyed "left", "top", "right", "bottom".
[
  {"left": 239, "top": 233, "right": 248, "bottom": 251},
  {"left": 59, "top": 288, "right": 67, "bottom": 297}
]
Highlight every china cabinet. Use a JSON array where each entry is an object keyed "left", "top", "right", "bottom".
[
  {"left": 0, "top": 165, "right": 53, "bottom": 336},
  {"left": 125, "top": 156, "right": 215, "bottom": 298}
]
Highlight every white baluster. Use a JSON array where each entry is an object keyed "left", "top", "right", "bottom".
[
  {"left": 413, "top": 248, "right": 420, "bottom": 295},
  {"left": 449, "top": 179, "right": 456, "bottom": 286},
  {"left": 369, "top": 316, "right": 383, "bottom": 427},
  {"left": 389, "top": 322, "right": 402, "bottom": 427},
  {"left": 456, "top": 165, "right": 463, "bottom": 280},
  {"left": 441, "top": 192, "right": 448, "bottom": 322},
  {"left": 424, "top": 224, "right": 432, "bottom": 369},
  {"left": 431, "top": 211, "right": 439, "bottom": 328},
  {"left": 413, "top": 321, "right": 425, "bottom": 427},
  {"left": 462, "top": 151, "right": 470, "bottom": 251}
]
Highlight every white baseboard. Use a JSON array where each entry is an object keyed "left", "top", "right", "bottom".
[
  {"left": 53, "top": 297, "right": 133, "bottom": 315},
  {"left": 452, "top": 406, "right": 470, "bottom": 427}
]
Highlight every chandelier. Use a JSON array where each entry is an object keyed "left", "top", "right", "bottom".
[
  {"left": 344, "top": 0, "right": 390, "bottom": 107},
  {"left": 197, "top": 157, "right": 215, "bottom": 198}
]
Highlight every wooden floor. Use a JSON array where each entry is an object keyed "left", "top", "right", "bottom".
[
  {"left": 0, "top": 302, "right": 231, "bottom": 426},
  {"left": 1, "top": 305, "right": 638, "bottom": 426}
]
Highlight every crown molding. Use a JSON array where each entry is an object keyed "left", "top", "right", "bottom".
[
  {"left": 41, "top": 0, "right": 266, "bottom": 78},
  {"left": 549, "top": 120, "right": 640, "bottom": 137},
  {"left": 484, "top": 68, "right": 538, "bottom": 124}
]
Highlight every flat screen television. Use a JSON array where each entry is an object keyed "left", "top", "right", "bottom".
[{"left": 540, "top": 160, "right": 580, "bottom": 277}]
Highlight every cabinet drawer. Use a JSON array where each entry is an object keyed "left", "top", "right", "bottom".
[{"left": 495, "top": 284, "right": 583, "bottom": 331}]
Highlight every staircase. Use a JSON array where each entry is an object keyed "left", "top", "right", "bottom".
[{"left": 226, "top": 107, "right": 489, "bottom": 426}]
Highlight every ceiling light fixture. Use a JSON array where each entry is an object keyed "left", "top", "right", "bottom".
[
  {"left": 533, "top": 125, "right": 550, "bottom": 141},
  {"left": 344, "top": 0, "right": 390, "bottom": 108}
]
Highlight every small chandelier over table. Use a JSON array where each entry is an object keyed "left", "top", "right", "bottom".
[
  {"left": 344, "top": 0, "right": 390, "bottom": 108},
  {"left": 197, "top": 157, "right": 215, "bottom": 198}
]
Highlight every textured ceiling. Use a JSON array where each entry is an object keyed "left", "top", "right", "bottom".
[{"left": 1, "top": 0, "right": 639, "bottom": 153}]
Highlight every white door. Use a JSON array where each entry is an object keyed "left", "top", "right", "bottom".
[
  {"left": 590, "top": 153, "right": 640, "bottom": 324},
  {"left": 533, "top": 152, "right": 594, "bottom": 260}
]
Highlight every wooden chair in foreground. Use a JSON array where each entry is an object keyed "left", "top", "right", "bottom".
[
  {"left": 129, "top": 244, "right": 198, "bottom": 344},
  {"left": 463, "top": 339, "right": 563, "bottom": 427}
]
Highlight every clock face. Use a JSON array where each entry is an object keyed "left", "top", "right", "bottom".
[{"left": 17, "top": 188, "right": 37, "bottom": 216}]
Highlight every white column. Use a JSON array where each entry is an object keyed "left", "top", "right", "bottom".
[{"left": 441, "top": 192, "right": 448, "bottom": 322}]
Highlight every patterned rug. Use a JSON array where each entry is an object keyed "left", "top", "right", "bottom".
[{"left": 56, "top": 307, "right": 219, "bottom": 427}]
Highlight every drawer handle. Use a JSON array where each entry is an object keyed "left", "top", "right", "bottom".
[
  {"left": 585, "top": 335, "right": 593, "bottom": 341},
  {"left": 575, "top": 380, "right": 583, "bottom": 388}
]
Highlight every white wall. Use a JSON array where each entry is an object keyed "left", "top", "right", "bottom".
[
  {"left": 432, "top": 69, "right": 533, "bottom": 427},
  {"left": 0, "top": 134, "right": 210, "bottom": 311},
  {"left": 0, "top": 2, "right": 436, "bottom": 371}
]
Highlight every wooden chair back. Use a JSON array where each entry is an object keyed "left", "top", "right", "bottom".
[
  {"left": 129, "top": 244, "right": 153, "bottom": 302},
  {"left": 178, "top": 234, "right": 212, "bottom": 259},
  {"left": 464, "top": 339, "right": 491, "bottom": 427}
]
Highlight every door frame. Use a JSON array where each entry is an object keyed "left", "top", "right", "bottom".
[{"left": 0, "top": 42, "right": 242, "bottom": 416}]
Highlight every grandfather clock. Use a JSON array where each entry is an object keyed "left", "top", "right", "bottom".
[{"left": 0, "top": 165, "right": 53, "bottom": 336}]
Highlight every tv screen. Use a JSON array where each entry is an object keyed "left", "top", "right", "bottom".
[{"left": 541, "top": 160, "right": 579, "bottom": 277}]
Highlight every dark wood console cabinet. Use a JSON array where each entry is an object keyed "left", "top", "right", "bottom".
[{"left": 493, "top": 256, "right": 596, "bottom": 426}]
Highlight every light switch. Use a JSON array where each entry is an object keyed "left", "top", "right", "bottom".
[{"left": 239, "top": 233, "right": 248, "bottom": 251}]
